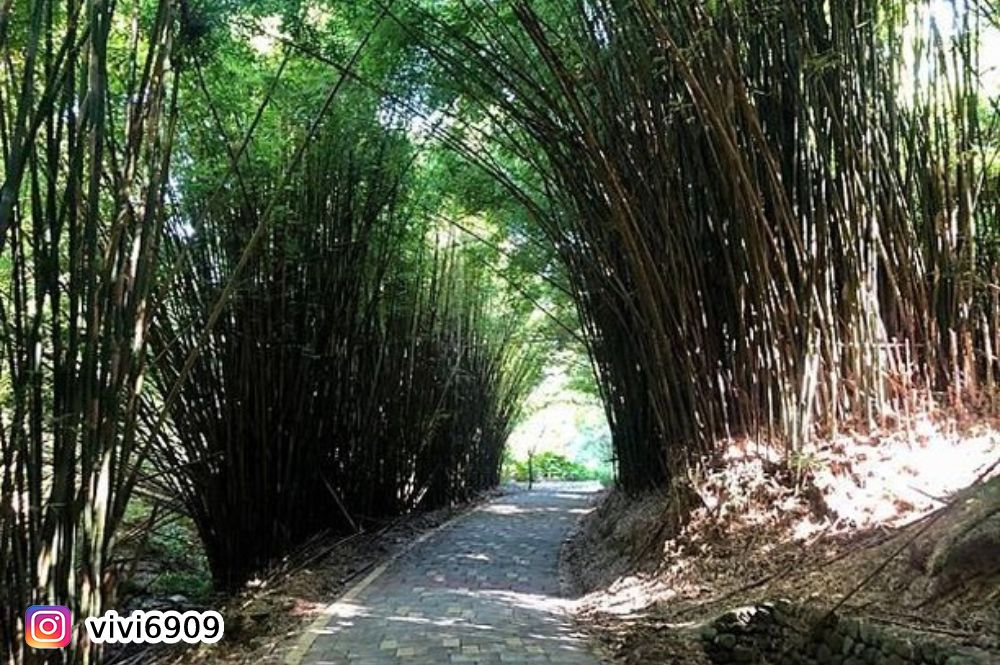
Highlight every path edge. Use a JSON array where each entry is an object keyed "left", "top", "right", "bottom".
[
  {"left": 557, "top": 485, "right": 613, "bottom": 665},
  {"left": 281, "top": 495, "right": 497, "bottom": 665}
]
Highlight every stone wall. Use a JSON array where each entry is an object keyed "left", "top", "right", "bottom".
[{"left": 700, "top": 600, "right": 994, "bottom": 665}]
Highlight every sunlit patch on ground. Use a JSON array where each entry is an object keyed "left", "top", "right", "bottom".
[
  {"left": 481, "top": 503, "right": 528, "bottom": 515},
  {"left": 564, "top": 415, "right": 1000, "bottom": 664},
  {"left": 813, "top": 417, "right": 998, "bottom": 528},
  {"left": 695, "top": 415, "right": 999, "bottom": 542}
]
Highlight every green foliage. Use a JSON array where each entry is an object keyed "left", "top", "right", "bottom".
[
  {"left": 149, "top": 572, "right": 214, "bottom": 604},
  {"left": 414, "top": 0, "right": 1000, "bottom": 496},
  {"left": 151, "top": 96, "right": 542, "bottom": 588},
  {"left": 0, "top": 0, "right": 180, "bottom": 659},
  {"left": 508, "top": 452, "right": 601, "bottom": 483},
  {"left": 118, "top": 498, "right": 214, "bottom": 604},
  {"left": 142, "top": 518, "right": 213, "bottom": 603}
]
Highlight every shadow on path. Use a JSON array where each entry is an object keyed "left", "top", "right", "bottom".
[{"left": 301, "top": 482, "right": 604, "bottom": 664}]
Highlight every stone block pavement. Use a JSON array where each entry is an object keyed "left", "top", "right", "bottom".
[{"left": 296, "top": 483, "right": 605, "bottom": 664}]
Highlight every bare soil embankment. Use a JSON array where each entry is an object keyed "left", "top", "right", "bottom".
[{"left": 562, "top": 416, "right": 1000, "bottom": 664}]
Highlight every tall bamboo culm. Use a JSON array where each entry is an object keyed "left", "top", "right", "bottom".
[
  {"left": 410, "top": 0, "right": 999, "bottom": 493},
  {"left": 0, "top": 1, "right": 181, "bottom": 662},
  {"left": 148, "top": 111, "right": 537, "bottom": 589}
]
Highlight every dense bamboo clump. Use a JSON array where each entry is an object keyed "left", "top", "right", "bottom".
[
  {"left": 0, "top": 0, "right": 181, "bottom": 661},
  {"left": 411, "top": 0, "right": 999, "bottom": 493},
  {"left": 148, "top": 114, "right": 537, "bottom": 589}
]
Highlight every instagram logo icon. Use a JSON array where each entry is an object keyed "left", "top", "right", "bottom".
[{"left": 25, "top": 606, "right": 72, "bottom": 649}]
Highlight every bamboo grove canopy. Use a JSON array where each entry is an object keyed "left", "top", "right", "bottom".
[
  {"left": 407, "top": 0, "right": 1000, "bottom": 493},
  {"left": 0, "top": 0, "right": 998, "bottom": 662},
  {"left": 0, "top": 2, "right": 539, "bottom": 659},
  {"left": 148, "top": 108, "right": 538, "bottom": 589}
]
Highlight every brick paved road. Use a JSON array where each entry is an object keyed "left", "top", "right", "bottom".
[{"left": 299, "top": 483, "right": 604, "bottom": 664}]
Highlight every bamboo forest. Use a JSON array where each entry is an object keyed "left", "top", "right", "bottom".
[{"left": 1, "top": 1, "right": 998, "bottom": 664}]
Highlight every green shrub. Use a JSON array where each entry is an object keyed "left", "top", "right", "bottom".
[{"left": 509, "top": 452, "right": 601, "bottom": 482}]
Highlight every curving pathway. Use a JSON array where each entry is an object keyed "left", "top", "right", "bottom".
[{"left": 295, "top": 483, "right": 604, "bottom": 664}]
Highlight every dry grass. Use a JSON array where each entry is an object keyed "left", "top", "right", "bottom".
[{"left": 563, "top": 416, "right": 1000, "bottom": 664}]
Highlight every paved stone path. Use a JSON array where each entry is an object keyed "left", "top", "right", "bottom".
[{"left": 300, "top": 483, "right": 604, "bottom": 664}]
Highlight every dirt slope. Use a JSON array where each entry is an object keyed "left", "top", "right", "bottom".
[{"left": 563, "top": 418, "right": 1000, "bottom": 664}]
